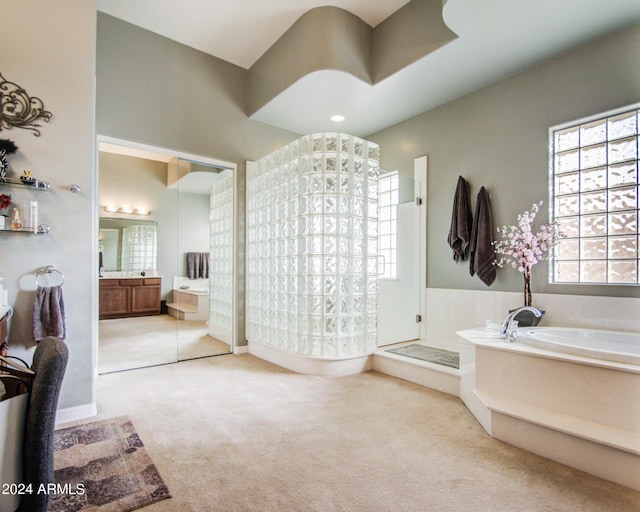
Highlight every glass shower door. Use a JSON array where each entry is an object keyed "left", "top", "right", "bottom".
[{"left": 377, "top": 174, "right": 420, "bottom": 346}]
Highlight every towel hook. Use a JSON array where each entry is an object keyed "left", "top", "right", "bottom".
[{"left": 35, "top": 265, "right": 64, "bottom": 287}]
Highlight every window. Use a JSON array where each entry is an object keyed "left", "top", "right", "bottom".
[
  {"left": 121, "top": 224, "right": 157, "bottom": 272},
  {"left": 378, "top": 171, "right": 398, "bottom": 279},
  {"left": 550, "top": 104, "right": 639, "bottom": 284}
]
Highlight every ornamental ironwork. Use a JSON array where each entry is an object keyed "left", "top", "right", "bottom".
[{"left": 0, "top": 72, "right": 52, "bottom": 137}]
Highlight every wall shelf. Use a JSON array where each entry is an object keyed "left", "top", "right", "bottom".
[
  {"left": 0, "top": 226, "right": 49, "bottom": 235},
  {"left": 0, "top": 177, "right": 51, "bottom": 190},
  {"left": 1, "top": 177, "right": 52, "bottom": 234}
]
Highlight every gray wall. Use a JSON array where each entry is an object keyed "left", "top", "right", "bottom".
[
  {"left": 1, "top": 0, "right": 97, "bottom": 409},
  {"left": 96, "top": 13, "right": 299, "bottom": 166},
  {"left": 369, "top": 23, "right": 640, "bottom": 299},
  {"left": 96, "top": 13, "right": 301, "bottom": 347}
]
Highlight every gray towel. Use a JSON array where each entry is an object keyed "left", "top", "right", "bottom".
[
  {"left": 447, "top": 176, "right": 472, "bottom": 262},
  {"left": 187, "top": 252, "right": 197, "bottom": 279},
  {"left": 187, "top": 252, "right": 209, "bottom": 279},
  {"left": 32, "top": 285, "right": 66, "bottom": 341},
  {"left": 200, "top": 252, "right": 209, "bottom": 279},
  {"left": 469, "top": 186, "right": 496, "bottom": 286}
]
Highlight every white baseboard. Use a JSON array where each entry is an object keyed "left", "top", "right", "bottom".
[
  {"left": 234, "top": 344, "right": 249, "bottom": 354},
  {"left": 55, "top": 402, "right": 97, "bottom": 426}
]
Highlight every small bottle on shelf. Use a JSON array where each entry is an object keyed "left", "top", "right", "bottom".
[
  {"left": 10, "top": 207, "right": 22, "bottom": 230},
  {"left": 29, "top": 201, "right": 38, "bottom": 233}
]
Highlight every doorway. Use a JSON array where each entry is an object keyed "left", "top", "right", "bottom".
[{"left": 96, "top": 137, "right": 237, "bottom": 373}]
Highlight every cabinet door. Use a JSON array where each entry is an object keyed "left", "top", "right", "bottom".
[
  {"left": 131, "top": 285, "right": 161, "bottom": 314},
  {"left": 99, "top": 286, "right": 131, "bottom": 319}
]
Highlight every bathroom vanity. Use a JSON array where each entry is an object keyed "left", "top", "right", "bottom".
[{"left": 99, "top": 277, "right": 162, "bottom": 319}]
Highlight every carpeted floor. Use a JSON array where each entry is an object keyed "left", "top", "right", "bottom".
[
  {"left": 50, "top": 416, "right": 171, "bottom": 511},
  {"left": 58, "top": 354, "right": 640, "bottom": 512},
  {"left": 98, "top": 315, "right": 231, "bottom": 373}
]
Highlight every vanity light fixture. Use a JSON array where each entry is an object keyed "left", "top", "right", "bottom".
[
  {"left": 330, "top": 114, "right": 345, "bottom": 123},
  {"left": 103, "top": 205, "right": 151, "bottom": 215}
]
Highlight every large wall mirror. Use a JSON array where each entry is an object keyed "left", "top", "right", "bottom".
[{"left": 97, "top": 139, "right": 236, "bottom": 373}]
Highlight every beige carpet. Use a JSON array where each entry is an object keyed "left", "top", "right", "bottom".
[
  {"left": 98, "top": 315, "right": 231, "bottom": 373},
  {"left": 63, "top": 354, "right": 640, "bottom": 512}
]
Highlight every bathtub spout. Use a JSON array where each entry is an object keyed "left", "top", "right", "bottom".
[{"left": 500, "top": 306, "right": 542, "bottom": 342}]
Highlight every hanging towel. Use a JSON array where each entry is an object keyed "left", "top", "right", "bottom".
[
  {"left": 187, "top": 252, "right": 197, "bottom": 279},
  {"left": 469, "top": 186, "right": 497, "bottom": 286},
  {"left": 447, "top": 176, "right": 472, "bottom": 262},
  {"left": 187, "top": 252, "right": 210, "bottom": 279},
  {"left": 199, "top": 252, "right": 209, "bottom": 279},
  {"left": 32, "top": 285, "right": 66, "bottom": 341}
]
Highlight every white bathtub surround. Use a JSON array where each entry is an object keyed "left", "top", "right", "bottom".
[
  {"left": 424, "top": 288, "right": 640, "bottom": 349},
  {"left": 167, "top": 277, "right": 210, "bottom": 321},
  {"left": 458, "top": 327, "right": 640, "bottom": 491}
]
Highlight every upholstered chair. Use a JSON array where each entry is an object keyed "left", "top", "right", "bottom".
[{"left": 18, "top": 336, "right": 68, "bottom": 512}]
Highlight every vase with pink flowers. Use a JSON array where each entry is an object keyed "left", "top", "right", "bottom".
[{"left": 493, "top": 201, "right": 563, "bottom": 308}]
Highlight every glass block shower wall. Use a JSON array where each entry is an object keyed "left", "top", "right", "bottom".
[
  {"left": 208, "top": 173, "right": 234, "bottom": 342},
  {"left": 247, "top": 133, "right": 379, "bottom": 358}
]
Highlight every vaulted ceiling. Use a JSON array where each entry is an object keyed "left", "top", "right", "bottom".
[{"left": 97, "top": 0, "right": 640, "bottom": 137}]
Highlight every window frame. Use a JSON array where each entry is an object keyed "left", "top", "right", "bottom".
[
  {"left": 378, "top": 170, "right": 399, "bottom": 281},
  {"left": 549, "top": 102, "right": 640, "bottom": 285}
]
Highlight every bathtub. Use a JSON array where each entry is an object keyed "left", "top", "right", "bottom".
[
  {"left": 516, "top": 327, "right": 640, "bottom": 365},
  {"left": 458, "top": 327, "right": 640, "bottom": 491}
]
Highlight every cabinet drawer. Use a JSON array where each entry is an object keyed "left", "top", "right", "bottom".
[
  {"left": 143, "top": 278, "right": 161, "bottom": 286},
  {"left": 99, "top": 279, "right": 119, "bottom": 287},
  {"left": 120, "top": 279, "right": 143, "bottom": 286}
]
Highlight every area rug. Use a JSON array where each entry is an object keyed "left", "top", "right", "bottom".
[
  {"left": 386, "top": 344, "right": 460, "bottom": 369},
  {"left": 48, "top": 416, "right": 171, "bottom": 512}
]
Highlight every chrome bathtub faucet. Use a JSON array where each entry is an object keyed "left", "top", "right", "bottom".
[{"left": 500, "top": 306, "right": 543, "bottom": 342}]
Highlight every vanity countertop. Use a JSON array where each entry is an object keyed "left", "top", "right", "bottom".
[{"left": 100, "top": 274, "right": 162, "bottom": 279}]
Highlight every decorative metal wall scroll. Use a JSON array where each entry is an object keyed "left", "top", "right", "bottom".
[{"left": 0, "top": 72, "right": 52, "bottom": 137}]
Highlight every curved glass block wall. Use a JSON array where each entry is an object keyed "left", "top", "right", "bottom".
[
  {"left": 247, "top": 133, "right": 379, "bottom": 358},
  {"left": 208, "top": 172, "right": 234, "bottom": 343}
]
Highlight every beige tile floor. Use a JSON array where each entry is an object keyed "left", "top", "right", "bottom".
[{"left": 98, "top": 314, "right": 231, "bottom": 373}]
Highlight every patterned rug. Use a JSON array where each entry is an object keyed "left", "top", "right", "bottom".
[
  {"left": 49, "top": 416, "right": 171, "bottom": 512},
  {"left": 386, "top": 344, "right": 460, "bottom": 369}
]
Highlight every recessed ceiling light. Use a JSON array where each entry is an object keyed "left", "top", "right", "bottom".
[{"left": 330, "top": 114, "right": 345, "bottom": 123}]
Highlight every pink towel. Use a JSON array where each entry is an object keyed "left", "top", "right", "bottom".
[{"left": 32, "top": 285, "right": 66, "bottom": 341}]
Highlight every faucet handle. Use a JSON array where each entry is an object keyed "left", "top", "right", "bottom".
[{"left": 506, "top": 320, "right": 519, "bottom": 341}]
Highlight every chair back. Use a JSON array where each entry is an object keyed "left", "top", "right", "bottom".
[{"left": 18, "top": 336, "right": 68, "bottom": 512}]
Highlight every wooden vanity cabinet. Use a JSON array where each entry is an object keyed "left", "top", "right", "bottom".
[{"left": 99, "top": 278, "right": 161, "bottom": 319}]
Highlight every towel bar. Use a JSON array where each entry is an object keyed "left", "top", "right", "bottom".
[{"left": 35, "top": 266, "right": 64, "bottom": 287}]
